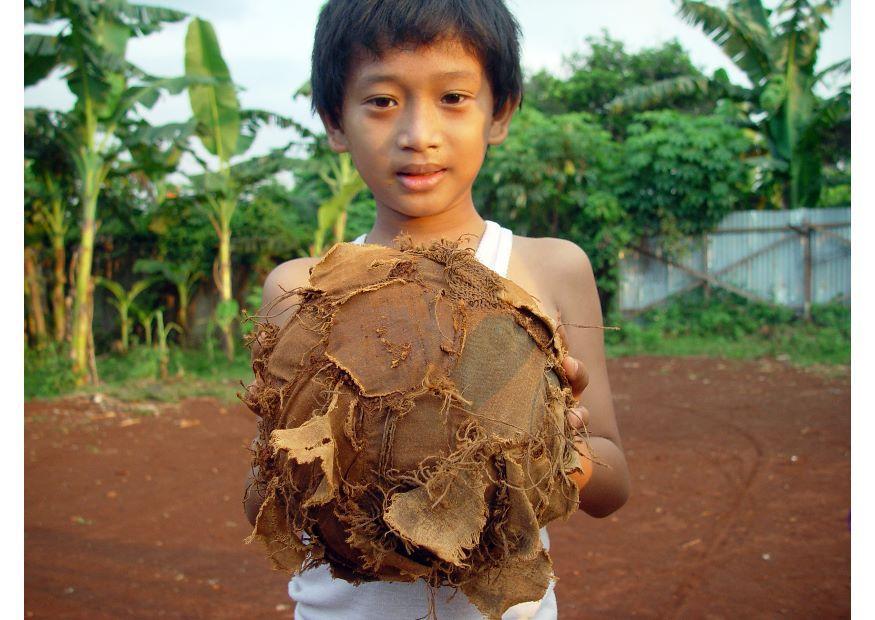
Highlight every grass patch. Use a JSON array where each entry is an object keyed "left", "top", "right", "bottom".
[
  {"left": 26, "top": 289, "right": 850, "bottom": 402},
  {"left": 25, "top": 343, "right": 252, "bottom": 403},
  {"left": 25, "top": 342, "right": 77, "bottom": 400},
  {"left": 605, "top": 288, "right": 849, "bottom": 369},
  {"left": 92, "top": 346, "right": 251, "bottom": 403}
]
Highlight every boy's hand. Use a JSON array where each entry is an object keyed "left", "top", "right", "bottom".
[
  {"left": 561, "top": 354, "right": 590, "bottom": 428},
  {"left": 559, "top": 328, "right": 594, "bottom": 492}
]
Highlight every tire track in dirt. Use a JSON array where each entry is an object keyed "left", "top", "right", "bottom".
[{"left": 654, "top": 400, "right": 766, "bottom": 619}]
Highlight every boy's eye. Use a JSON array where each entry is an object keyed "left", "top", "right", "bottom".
[
  {"left": 367, "top": 96, "right": 396, "bottom": 108},
  {"left": 441, "top": 93, "right": 467, "bottom": 105}
]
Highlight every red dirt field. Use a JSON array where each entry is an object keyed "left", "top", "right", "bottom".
[{"left": 24, "top": 356, "right": 850, "bottom": 619}]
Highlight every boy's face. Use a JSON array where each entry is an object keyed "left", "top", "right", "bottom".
[{"left": 323, "top": 38, "right": 515, "bottom": 220}]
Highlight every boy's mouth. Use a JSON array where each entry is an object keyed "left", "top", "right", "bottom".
[{"left": 396, "top": 165, "right": 447, "bottom": 191}]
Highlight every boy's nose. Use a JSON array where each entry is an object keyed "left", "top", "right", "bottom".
[{"left": 396, "top": 101, "right": 441, "bottom": 152}]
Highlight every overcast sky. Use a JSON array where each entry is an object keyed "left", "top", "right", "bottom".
[{"left": 23, "top": 0, "right": 851, "bottom": 165}]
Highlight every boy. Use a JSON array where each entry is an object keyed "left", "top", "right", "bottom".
[{"left": 245, "top": 0, "right": 631, "bottom": 617}]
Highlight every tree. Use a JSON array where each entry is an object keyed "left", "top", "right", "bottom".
[
  {"left": 308, "top": 153, "right": 367, "bottom": 256},
  {"left": 526, "top": 32, "right": 714, "bottom": 137},
  {"left": 608, "top": 0, "right": 850, "bottom": 210},
  {"left": 474, "top": 107, "right": 628, "bottom": 309},
  {"left": 229, "top": 179, "right": 318, "bottom": 309},
  {"left": 131, "top": 302, "right": 154, "bottom": 347},
  {"left": 289, "top": 84, "right": 370, "bottom": 254},
  {"left": 25, "top": 0, "right": 189, "bottom": 383},
  {"left": 25, "top": 109, "right": 76, "bottom": 343},
  {"left": 183, "top": 18, "right": 298, "bottom": 360},
  {"left": 153, "top": 309, "right": 182, "bottom": 379},
  {"left": 134, "top": 258, "right": 202, "bottom": 338},
  {"left": 618, "top": 110, "right": 753, "bottom": 246},
  {"left": 23, "top": 246, "right": 49, "bottom": 347},
  {"left": 96, "top": 277, "right": 153, "bottom": 352}
]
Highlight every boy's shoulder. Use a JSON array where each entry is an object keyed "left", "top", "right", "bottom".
[
  {"left": 260, "top": 257, "right": 322, "bottom": 327},
  {"left": 512, "top": 233, "right": 589, "bottom": 268},
  {"left": 510, "top": 233, "right": 596, "bottom": 324},
  {"left": 511, "top": 233, "right": 593, "bottom": 285}
]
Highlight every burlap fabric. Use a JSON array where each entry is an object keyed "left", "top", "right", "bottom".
[{"left": 242, "top": 235, "right": 586, "bottom": 619}]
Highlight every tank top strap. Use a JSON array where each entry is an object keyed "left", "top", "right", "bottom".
[
  {"left": 351, "top": 220, "right": 512, "bottom": 278},
  {"left": 474, "top": 220, "right": 512, "bottom": 278}
]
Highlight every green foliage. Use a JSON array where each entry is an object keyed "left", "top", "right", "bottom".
[
  {"left": 311, "top": 152, "right": 367, "bottom": 255},
  {"left": 153, "top": 309, "right": 183, "bottom": 378},
  {"left": 239, "top": 286, "right": 263, "bottom": 337},
  {"left": 97, "top": 345, "right": 162, "bottom": 383},
  {"left": 526, "top": 33, "right": 713, "bottom": 136},
  {"left": 24, "top": 110, "right": 76, "bottom": 239},
  {"left": 27, "top": 309, "right": 247, "bottom": 402},
  {"left": 610, "top": 288, "right": 796, "bottom": 339},
  {"left": 609, "top": 0, "right": 850, "bottom": 209},
  {"left": 93, "top": 345, "right": 251, "bottom": 402},
  {"left": 244, "top": 286, "right": 262, "bottom": 311},
  {"left": 215, "top": 299, "right": 239, "bottom": 329},
  {"left": 605, "top": 288, "right": 849, "bottom": 367},
  {"left": 25, "top": 0, "right": 194, "bottom": 382},
  {"left": 475, "top": 106, "right": 629, "bottom": 305},
  {"left": 182, "top": 16, "right": 298, "bottom": 360},
  {"left": 282, "top": 133, "right": 375, "bottom": 246},
  {"left": 185, "top": 17, "right": 240, "bottom": 159},
  {"left": 133, "top": 258, "right": 201, "bottom": 291},
  {"left": 619, "top": 110, "right": 753, "bottom": 246},
  {"left": 232, "top": 180, "right": 317, "bottom": 267},
  {"left": 819, "top": 163, "right": 851, "bottom": 207},
  {"left": 23, "top": 4, "right": 851, "bottom": 398},
  {"left": 202, "top": 300, "right": 240, "bottom": 362},
  {"left": 25, "top": 343, "right": 76, "bottom": 399},
  {"left": 147, "top": 195, "right": 214, "bottom": 269},
  {"left": 345, "top": 192, "right": 378, "bottom": 241},
  {"left": 131, "top": 303, "right": 154, "bottom": 347},
  {"left": 95, "top": 276, "right": 154, "bottom": 351}
]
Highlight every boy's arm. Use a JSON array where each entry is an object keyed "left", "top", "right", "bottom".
[
  {"left": 243, "top": 257, "right": 318, "bottom": 527},
  {"left": 547, "top": 239, "right": 631, "bottom": 518}
]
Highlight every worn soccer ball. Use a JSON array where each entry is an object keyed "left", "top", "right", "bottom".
[{"left": 242, "top": 235, "right": 584, "bottom": 619}]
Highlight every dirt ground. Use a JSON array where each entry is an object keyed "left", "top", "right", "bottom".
[{"left": 24, "top": 355, "right": 850, "bottom": 619}]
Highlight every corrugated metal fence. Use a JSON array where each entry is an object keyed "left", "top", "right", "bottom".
[{"left": 618, "top": 207, "right": 850, "bottom": 316}]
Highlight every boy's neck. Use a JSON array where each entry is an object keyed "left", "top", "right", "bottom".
[{"left": 364, "top": 203, "right": 487, "bottom": 252}]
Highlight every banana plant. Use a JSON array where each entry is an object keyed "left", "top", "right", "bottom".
[
  {"left": 607, "top": 0, "right": 850, "bottom": 209},
  {"left": 23, "top": 246, "right": 49, "bottom": 348},
  {"left": 134, "top": 258, "right": 202, "bottom": 338},
  {"left": 153, "top": 309, "right": 182, "bottom": 379},
  {"left": 131, "top": 303, "right": 155, "bottom": 348},
  {"left": 25, "top": 0, "right": 191, "bottom": 383},
  {"left": 24, "top": 109, "right": 76, "bottom": 343},
  {"left": 184, "top": 17, "right": 299, "bottom": 361},
  {"left": 292, "top": 81, "right": 368, "bottom": 256},
  {"left": 95, "top": 277, "right": 153, "bottom": 352},
  {"left": 309, "top": 153, "right": 367, "bottom": 256}
]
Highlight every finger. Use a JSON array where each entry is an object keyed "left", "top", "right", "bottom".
[
  {"left": 556, "top": 309, "right": 568, "bottom": 348},
  {"left": 561, "top": 355, "right": 589, "bottom": 398},
  {"left": 566, "top": 405, "right": 590, "bottom": 431}
]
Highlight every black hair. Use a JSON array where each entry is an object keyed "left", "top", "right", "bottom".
[{"left": 311, "top": 0, "right": 523, "bottom": 128}]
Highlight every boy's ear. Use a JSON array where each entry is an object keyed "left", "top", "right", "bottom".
[
  {"left": 320, "top": 112, "right": 349, "bottom": 153},
  {"left": 487, "top": 97, "right": 519, "bottom": 146}
]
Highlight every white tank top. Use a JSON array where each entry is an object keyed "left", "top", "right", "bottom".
[{"left": 288, "top": 220, "right": 557, "bottom": 620}]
